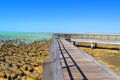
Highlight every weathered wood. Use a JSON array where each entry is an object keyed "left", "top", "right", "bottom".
[
  {"left": 43, "top": 34, "right": 120, "bottom": 80},
  {"left": 42, "top": 36, "right": 64, "bottom": 80},
  {"left": 71, "top": 38, "right": 120, "bottom": 45},
  {"left": 55, "top": 33, "right": 120, "bottom": 41},
  {"left": 70, "top": 41, "right": 76, "bottom": 45},
  {"left": 50, "top": 36, "right": 54, "bottom": 59},
  {"left": 53, "top": 38, "right": 64, "bottom": 80},
  {"left": 91, "top": 43, "right": 97, "bottom": 48},
  {"left": 72, "top": 38, "right": 120, "bottom": 50},
  {"left": 58, "top": 39, "right": 120, "bottom": 80},
  {"left": 43, "top": 59, "right": 55, "bottom": 80}
]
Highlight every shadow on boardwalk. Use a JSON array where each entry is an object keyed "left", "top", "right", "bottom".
[{"left": 58, "top": 40, "right": 88, "bottom": 80}]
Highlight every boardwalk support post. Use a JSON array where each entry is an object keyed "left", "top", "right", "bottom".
[
  {"left": 70, "top": 41, "right": 76, "bottom": 45},
  {"left": 91, "top": 43, "right": 97, "bottom": 48}
]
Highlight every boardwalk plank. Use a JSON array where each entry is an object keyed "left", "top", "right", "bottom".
[{"left": 58, "top": 39, "right": 120, "bottom": 80}]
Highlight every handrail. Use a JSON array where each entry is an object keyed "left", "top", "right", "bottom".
[
  {"left": 55, "top": 33, "right": 120, "bottom": 41},
  {"left": 42, "top": 34, "right": 64, "bottom": 80}
]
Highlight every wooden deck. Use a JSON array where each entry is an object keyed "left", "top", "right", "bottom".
[
  {"left": 57, "top": 39, "right": 120, "bottom": 80},
  {"left": 71, "top": 38, "right": 120, "bottom": 45}
]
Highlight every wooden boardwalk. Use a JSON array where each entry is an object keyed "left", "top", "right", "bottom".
[
  {"left": 71, "top": 38, "right": 120, "bottom": 45},
  {"left": 57, "top": 39, "right": 119, "bottom": 80}
]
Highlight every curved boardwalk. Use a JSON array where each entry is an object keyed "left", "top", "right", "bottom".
[{"left": 57, "top": 39, "right": 119, "bottom": 80}]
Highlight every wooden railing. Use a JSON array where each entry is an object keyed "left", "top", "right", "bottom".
[
  {"left": 42, "top": 35, "right": 64, "bottom": 80},
  {"left": 55, "top": 33, "right": 120, "bottom": 41}
]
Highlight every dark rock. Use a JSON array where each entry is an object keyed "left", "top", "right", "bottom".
[
  {"left": 23, "top": 65, "right": 28, "bottom": 71},
  {"left": 28, "top": 66, "right": 34, "bottom": 72}
]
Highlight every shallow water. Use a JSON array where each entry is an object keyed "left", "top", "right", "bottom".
[{"left": 0, "top": 32, "right": 52, "bottom": 41}]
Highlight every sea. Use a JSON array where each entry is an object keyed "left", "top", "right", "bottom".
[{"left": 0, "top": 32, "right": 52, "bottom": 43}]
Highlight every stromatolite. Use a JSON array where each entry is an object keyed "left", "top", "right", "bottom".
[
  {"left": 0, "top": 71, "right": 6, "bottom": 78},
  {"left": 0, "top": 40, "right": 50, "bottom": 79}
]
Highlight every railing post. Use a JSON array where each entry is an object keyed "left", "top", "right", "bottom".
[
  {"left": 100, "top": 35, "right": 102, "bottom": 40},
  {"left": 81, "top": 34, "right": 83, "bottom": 39},
  {"left": 108, "top": 34, "right": 109, "bottom": 40},
  {"left": 115, "top": 35, "right": 117, "bottom": 41},
  {"left": 94, "top": 34, "right": 95, "bottom": 39}
]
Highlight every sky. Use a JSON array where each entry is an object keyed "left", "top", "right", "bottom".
[{"left": 0, "top": 0, "right": 120, "bottom": 33}]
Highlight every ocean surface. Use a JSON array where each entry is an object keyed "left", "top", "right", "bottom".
[{"left": 0, "top": 32, "right": 52, "bottom": 43}]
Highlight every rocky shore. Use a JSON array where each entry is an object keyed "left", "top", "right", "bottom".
[{"left": 0, "top": 40, "right": 50, "bottom": 80}]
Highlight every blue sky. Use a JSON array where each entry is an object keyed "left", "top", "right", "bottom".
[{"left": 0, "top": 0, "right": 120, "bottom": 33}]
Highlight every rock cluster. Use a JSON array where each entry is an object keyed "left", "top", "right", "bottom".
[{"left": 0, "top": 40, "right": 50, "bottom": 80}]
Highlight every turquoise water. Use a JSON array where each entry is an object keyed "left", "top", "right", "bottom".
[{"left": 0, "top": 32, "right": 52, "bottom": 42}]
